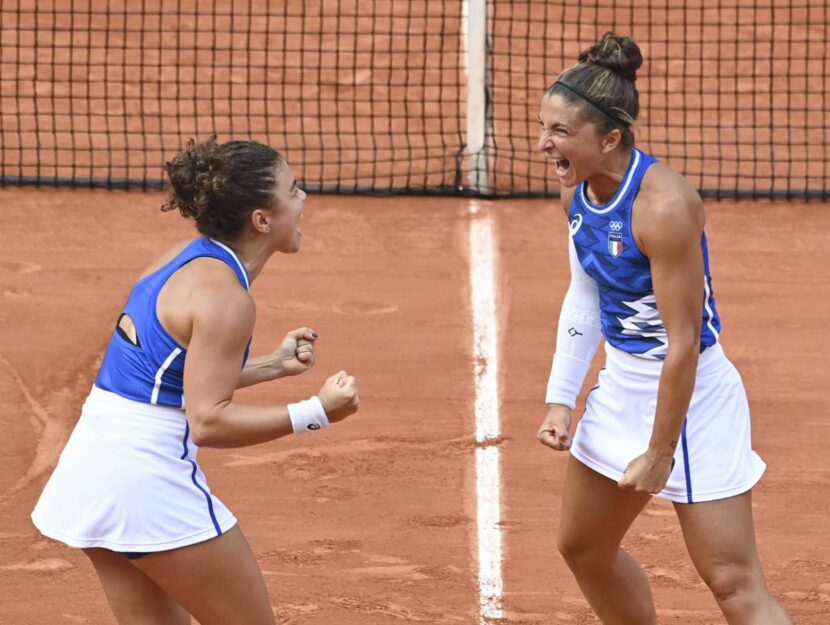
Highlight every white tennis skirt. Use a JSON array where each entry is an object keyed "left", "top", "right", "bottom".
[
  {"left": 571, "top": 342, "right": 766, "bottom": 503},
  {"left": 31, "top": 386, "right": 237, "bottom": 552}
]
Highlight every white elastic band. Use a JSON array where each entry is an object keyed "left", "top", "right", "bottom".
[{"left": 287, "top": 396, "right": 329, "bottom": 434}]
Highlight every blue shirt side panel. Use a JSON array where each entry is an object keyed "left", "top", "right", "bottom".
[
  {"left": 95, "top": 238, "right": 251, "bottom": 406},
  {"left": 699, "top": 233, "right": 721, "bottom": 347}
]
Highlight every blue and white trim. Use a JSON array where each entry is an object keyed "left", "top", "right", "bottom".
[
  {"left": 578, "top": 149, "right": 642, "bottom": 214},
  {"left": 209, "top": 238, "right": 250, "bottom": 291},
  {"left": 151, "top": 347, "right": 182, "bottom": 405},
  {"left": 680, "top": 419, "right": 694, "bottom": 503},
  {"left": 180, "top": 422, "right": 222, "bottom": 536}
]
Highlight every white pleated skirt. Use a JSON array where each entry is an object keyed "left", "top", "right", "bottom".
[
  {"left": 571, "top": 342, "right": 767, "bottom": 503},
  {"left": 32, "top": 386, "right": 237, "bottom": 552}
]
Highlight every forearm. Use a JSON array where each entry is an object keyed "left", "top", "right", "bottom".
[
  {"left": 649, "top": 342, "right": 700, "bottom": 456},
  {"left": 236, "top": 355, "right": 281, "bottom": 388},
  {"left": 188, "top": 401, "right": 297, "bottom": 448}
]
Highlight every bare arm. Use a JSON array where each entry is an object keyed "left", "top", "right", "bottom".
[
  {"left": 237, "top": 355, "right": 282, "bottom": 388},
  {"left": 182, "top": 272, "right": 357, "bottom": 448},
  {"left": 236, "top": 327, "right": 319, "bottom": 388},
  {"left": 183, "top": 281, "right": 297, "bottom": 447},
  {"left": 619, "top": 169, "right": 705, "bottom": 492}
]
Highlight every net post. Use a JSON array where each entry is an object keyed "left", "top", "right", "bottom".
[{"left": 464, "top": 0, "right": 488, "bottom": 195}]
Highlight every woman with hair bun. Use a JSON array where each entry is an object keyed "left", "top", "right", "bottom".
[
  {"left": 32, "top": 137, "right": 360, "bottom": 624},
  {"left": 536, "top": 33, "right": 791, "bottom": 623}
]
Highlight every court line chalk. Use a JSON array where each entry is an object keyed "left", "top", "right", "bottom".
[{"left": 469, "top": 200, "right": 503, "bottom": 622}]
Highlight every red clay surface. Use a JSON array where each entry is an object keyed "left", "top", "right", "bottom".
[{"left": 1, "top": 188, "right": 829, "bottom": 624}]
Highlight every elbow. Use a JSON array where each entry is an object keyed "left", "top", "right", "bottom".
[
  {"left": 189, "top": 425, "right": 213, "bottom": 447},
  {"left": 667, "top": 328, "right": 701, "bottom": 359},
  {"left": 188, "top": 417, "right": 216, "bottom": 447},
  {"left": 186, "top": 405, "right": 226, "bottom": 448}
]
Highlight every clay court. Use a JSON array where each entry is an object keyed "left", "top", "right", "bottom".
[
  {"left": 1, "top": 1, "right": 829, "bottom": 623},
  {"left": 1, "top": 190, "right": 828, "bottom": 624}
]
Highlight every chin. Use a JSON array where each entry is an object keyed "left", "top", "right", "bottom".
[{"left": 277, "top": 234, "right": 302, "bottom": 254}]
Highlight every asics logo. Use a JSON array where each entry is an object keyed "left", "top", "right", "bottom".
[
  {"left": 569, "top": 214, "right": 583, "bottom": 235},
  {"left": 609, "top": 220, "right": 624, "bottom": 232}
]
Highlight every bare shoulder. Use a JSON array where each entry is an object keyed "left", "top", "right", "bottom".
[
  {"left": 158, "top": 256, "right": 255, "bottom": 347},
  {"left": 637, "top": 162, "right": 704, "bottom": 228},
  {"left": 634, "top": 163, "right": 704, "bottom": 255},
  {"left": 189, "top": 265, "right": 255, "bottom": 357},
  {"left": 139, "top": 239, "right": 194, "bottom": 280},
  {"left": 187, "top": 259, "right": 255, "bottom": 321}
]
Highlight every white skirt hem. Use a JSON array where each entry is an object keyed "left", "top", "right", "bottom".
[
  {"left": 31, "top": 515, "right": 238, "bottom": 553},
  {"left": 569, "top": 446, "right": 766, "bottom": 504}
]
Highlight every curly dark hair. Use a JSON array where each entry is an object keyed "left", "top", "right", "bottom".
[{"left": 162, "top": 137, "right": 285, "bottom": 240}]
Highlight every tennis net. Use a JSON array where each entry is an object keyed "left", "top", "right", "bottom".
[{"left": 1, "top": 0, "right": 826, "bottom": 199}]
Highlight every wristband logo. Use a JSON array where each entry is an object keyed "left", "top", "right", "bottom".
[{"left": 307, "top": 423, "right": 321, "bottom": 430}]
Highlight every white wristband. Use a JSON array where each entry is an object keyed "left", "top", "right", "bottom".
[{"left": 287, "top": 396, "right": 329, "bottom": 434}]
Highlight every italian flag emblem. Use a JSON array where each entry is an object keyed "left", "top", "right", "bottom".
[{"left": 608, "top": 232, "right": 623, "bottom": 257}]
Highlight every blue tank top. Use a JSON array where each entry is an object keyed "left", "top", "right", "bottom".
[
  {"left": 95, "top": 238, "right": 251, "bottom": 407},
  {"left": 568, "top": 148, "right": 721, "bottom": 360}
]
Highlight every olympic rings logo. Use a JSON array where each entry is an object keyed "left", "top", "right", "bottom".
[{"left": 609, "top": 220, "right": 624, "bottom": 232}]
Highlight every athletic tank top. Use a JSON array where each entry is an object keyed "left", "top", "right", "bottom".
[
  {"left": 568, "top": 148, "right": 721, "bottom": 360},
  {"left": 95, "top": 237, "right": 251, "bottom": 407}
]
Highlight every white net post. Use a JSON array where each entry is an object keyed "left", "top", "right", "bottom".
[{"left": 463, "top": 0, "right": 488, "bottom": 194}]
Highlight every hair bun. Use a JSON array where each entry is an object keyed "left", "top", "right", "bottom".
[
  {"left": 187, "top": 138, "right": 230, "bottom": 198},
  {"left": 163, "top": 136, "right": 230, "bottom": 218},
  {"left": 578, "top": 32, "right": 642, "bottom": 82}
]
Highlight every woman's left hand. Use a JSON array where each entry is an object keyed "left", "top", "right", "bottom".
[
  {"left": 272, "top": 327, "right": 318, "bottom": 377},
  {"left": 618, "top": 450, "right": 674, "bottom": 494}
]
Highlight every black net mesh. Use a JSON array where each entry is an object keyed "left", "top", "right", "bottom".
[{"left": 1, "top": 0, "right": 826, "bottom": 199}]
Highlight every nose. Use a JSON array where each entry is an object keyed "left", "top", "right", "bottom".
[
  {"left": 298, "top": 188, "right": 307, "bottom": 200},
  {"left": 538, "top": 133, "right": 554, "bottom": 153}
]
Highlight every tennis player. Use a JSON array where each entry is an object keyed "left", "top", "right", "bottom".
[
  {"left": 31, "top": 137, "right": 360, "bottom": 624},
  {"left": 536, "top": 33, "right": 792, "bottom": 624}
]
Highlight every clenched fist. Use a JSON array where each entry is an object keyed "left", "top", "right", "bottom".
[
  {"left": 318, "top": 370, "right": 360, "bottom": 423},
  {"left": 537, "top": 404, "right": 573, "bottom": 451}
]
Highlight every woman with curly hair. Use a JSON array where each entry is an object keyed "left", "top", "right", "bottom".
[{"left": 32, "top": 137, "right": 360, "bottom": 624}]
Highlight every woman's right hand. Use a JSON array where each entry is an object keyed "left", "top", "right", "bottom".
[
  {"left": 537, "top": 404, "right": 573, "bottom": 451},
  {"left": 318, "top": 371, "right": 360, "bottom": 423}
]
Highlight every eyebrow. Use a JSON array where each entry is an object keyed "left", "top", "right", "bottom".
[{"left": 542, "top": 118, "right": 571, "bottom": 131}]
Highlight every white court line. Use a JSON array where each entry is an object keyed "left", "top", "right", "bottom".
[{"left": 469, "top": 201, "right": 503, "bottom": 622}]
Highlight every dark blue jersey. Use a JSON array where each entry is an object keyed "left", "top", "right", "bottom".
[
  {"left": 568, "top": 148, "right": 721, "bottom": 360},
  {"left": 95, "top": 238, "right": 251, "bottom": 407}
]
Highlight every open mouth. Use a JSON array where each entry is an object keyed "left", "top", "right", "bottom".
[{"left": 554, "top": 158, "right": 571, "bottom": 178}]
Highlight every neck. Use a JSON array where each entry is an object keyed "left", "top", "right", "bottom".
[
  {"left": 584, "top": 148, "right": 634, "bottom": 205},
  {"left": 212, "top": 235, "right": 274, "bottom": 284}
]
